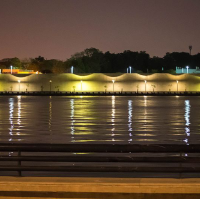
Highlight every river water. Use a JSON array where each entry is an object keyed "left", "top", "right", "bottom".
[{"left": 0, "top": 95, "right": 199, "bottom": 145}]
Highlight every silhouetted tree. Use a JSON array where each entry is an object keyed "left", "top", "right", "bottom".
[{"left": 1, "top": 49, "right": 200, "bottom": 74}]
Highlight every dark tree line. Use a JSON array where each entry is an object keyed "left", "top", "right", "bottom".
[{"left": 0, "top": 48, "right": 200, "bottom": 74}]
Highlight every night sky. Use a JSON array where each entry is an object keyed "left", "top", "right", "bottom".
[{"left": 0, "top": 0, "right": 200, "bottom": 60}]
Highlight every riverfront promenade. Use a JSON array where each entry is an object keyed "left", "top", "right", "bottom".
[
  {"left": 1, "top": 73, "right": 200, "bottom": 92},
  {"left": 0, "top": 177, "right": 200, "bottom": 199}
]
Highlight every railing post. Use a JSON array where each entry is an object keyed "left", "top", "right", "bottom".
[
  {"left": 18, "top": 151, "right": 21, "bottom": 177},
  {"left": 179, "top": 152, "right": 182, "bottom": 179}
]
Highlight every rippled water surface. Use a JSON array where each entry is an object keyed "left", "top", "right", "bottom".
[{"left": 0, "top": 96, "right": 200, "bottom": 144}]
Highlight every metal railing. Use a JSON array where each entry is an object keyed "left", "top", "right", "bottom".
[
  {"left": 0, "top": 143, "right": 200, "bottom": 176},
  {"left": 0, "top": 91, "right": 200, "bottom": 96}
]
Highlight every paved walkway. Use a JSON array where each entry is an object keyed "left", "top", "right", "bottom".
[{"left": 0, "top": 177, "right": 200, "bottom": 198}]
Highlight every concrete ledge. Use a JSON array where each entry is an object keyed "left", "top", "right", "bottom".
[
  {"left": 0, "top": 91, "right": 200, "bottom": 96},
  {"left": 0, "top": 177, "right": 200, "bottom": 198}
]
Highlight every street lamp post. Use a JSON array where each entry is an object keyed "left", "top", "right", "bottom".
[
  {"left": 129, "top": 66, "right": 131, "bottom": 73},
  {"left": 11, "top": 65, "right": 13, "bottom": 74},
  {"left": 144, "top": 80, "right": 147, "bottom": 92},
  {"left": 186, "top": 66, "right": 189, "bottom": 74},
  {"left": 71, "top": 66, "right": 74, "bottom": 74},
  {"left": 18, "top": 80, "right": 21, "bottom": 92},
  {"left": 49, "top": 80, "right": 52, "bottom": 92},
  {"left": 176, "top": 80, "right": 179, "bottom": 92},
  {"left": 112, "top": 80, "right": 115, "bottom": 92}
]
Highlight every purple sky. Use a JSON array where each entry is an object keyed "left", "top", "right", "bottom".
[{"left": 0, "top": 0, "right": 200, "bottom": 60}]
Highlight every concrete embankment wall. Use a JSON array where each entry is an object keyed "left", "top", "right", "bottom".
[{"left": 0, "top": 73, "right": 200, "bottom": 92}]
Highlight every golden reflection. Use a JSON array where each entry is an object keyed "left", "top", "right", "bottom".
[
  {"left": 136, "top": 133, "right": 155, "bottom": 136},
  {"left": 136, "top": 139, "right": 157, "bottom": 142},
  {"left": 111, "top": 96, "right": 115, "bottom": 141},
  {"left": 128, "top": 100, "right": 133, "bottom": 143},
  {"left": 70, "top": 99, "right": 75, "bottom": 142},
  {"left": 49, "top": 96, "right": 52, "bottom": 132},
  {"left": 72, "top": 97, "right": 97, "bottom": 142},
  {"left": 143, "top": 96, "right": 147, "bottom": 141},
  {"left": 144, "top": 96, "right": 147, "bottom": 107},
  {"left": 72, "top": 132, "right": 93, "bottom": 135},
  {"left": 184, "top": 100, "right": 190, "bottom": 145}
]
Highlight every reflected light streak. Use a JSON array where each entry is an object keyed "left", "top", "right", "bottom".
[
  {"left": 9, "top": 98, "right": 14, "bottom": 142},
  {"left": 144, "top": 96, "right": 147, "bottom": 107},
  {"left": 49, "top": 96, "right": 52, "bottom": 132},
  {"left": 184, "top": 100, "right": 190, "bottom": 145},
  {"left": 128, "top": 100, "right": 133, "bottom": 143},
  {"left": 70, "top": 99, "right": 75, "bottom": 142},
  {"left": 143, "top": 96, "right": 147, "bottom": 141},
  {"left": 111, "top": 96, "right": 115, "bottom": 141},
  {"left": 16, "top": 96, "right": 21, "bottom": 139}
]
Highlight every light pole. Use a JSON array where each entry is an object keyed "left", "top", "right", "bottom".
[
  {"left": 49, "top": 80, "right": 52, "bottom": 92},
  {"left": 18, "top": 80, "right": 21, "bottom": 91},
  {"left": 186, "top": 66, "right": 189, "bottom": 74},
  {"left": 71, "top": 66, "right": 74, "bottom": 74},
  {"left": 129, "top": 66, "right": 132, "bottom": 73},
  {"left": 112, "top": 80, "right": 115, "bottom": 92},
  {"left": 144, "top": 80, "right": 147, "bottom": 92},
  {"left": 127, "top": 68, "right": 128, "bottom": 73},
  {"left": 176, "top": 80, "right": 178, "bottom": 92},
  {"left": 81, "top": 80, "right": 83, "bottom": 91},
  {"left": 189, "top": 45, "right": 192, "bottom": 55},
  {"left": 11, "top": 65, "right": 13, "bottom": 74}
]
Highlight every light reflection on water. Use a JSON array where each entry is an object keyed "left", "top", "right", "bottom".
[
  {"left": 49, "top": 96, "right": 52, "bottom": 132},
  {"left": 70, "top": 98, "right": 75, "bottom": 142},
  {"left": 17, "top": 96, "right": 21, "bottom": 138},
  {"left": 184, "top": 100, "right": 190, "bottom": 145},
  {"left": 111, "top": 96, "right": 115, "bottom": 142},
  {"left": 0, "top": 96, "right": 200, "bottom": 144},
  {"left": 143, "top": 96, "right": 147, "bottom": 142},
  {"left": 128, "top": 99, "right": 133, "bottom": 143},
  {"left": 9, "top": 98, "right": 14, "bottom": 140}
]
